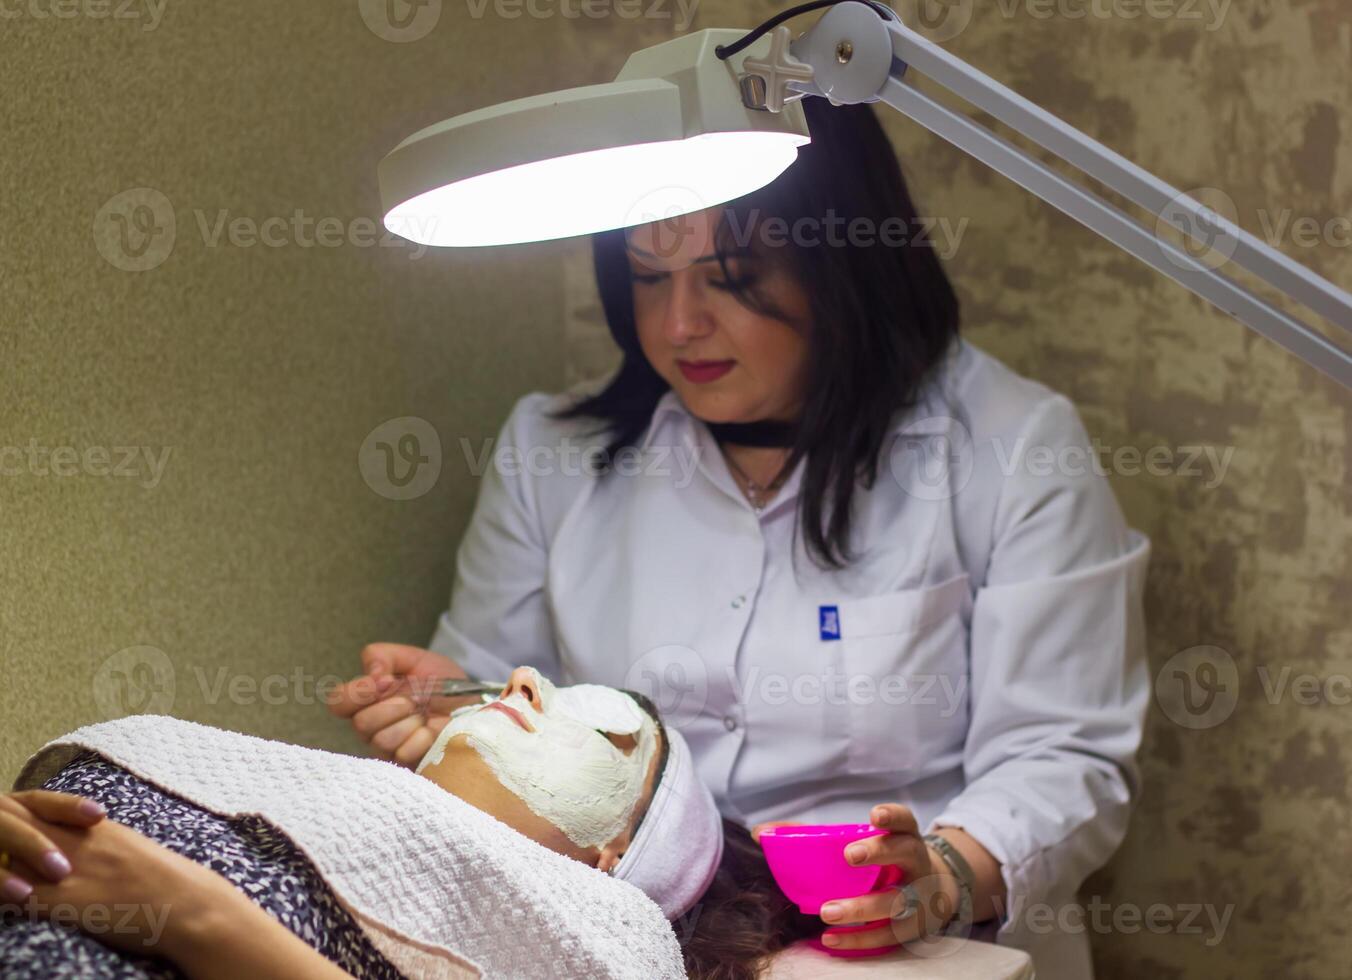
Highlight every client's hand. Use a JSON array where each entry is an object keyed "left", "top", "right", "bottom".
[
  {"left": 751, "top": 804, "right": 962, "bottom": 953},
  {"left": 0, "top": 800, "right": 238, "bottom": 959},
  {"left": 0, "top": 791, "right": 106, "bottom": 903},
  {"left": 326, "top": 643, "right": 479, "bottom": 769}
]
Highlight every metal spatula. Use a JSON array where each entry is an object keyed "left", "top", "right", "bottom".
[{"left": 437, "top": 678, "right": 508, "bottom": 698}]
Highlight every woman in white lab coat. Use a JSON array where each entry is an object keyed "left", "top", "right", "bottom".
[{"left": 331, "top": 97, "right": 1150, "bottom": 979}]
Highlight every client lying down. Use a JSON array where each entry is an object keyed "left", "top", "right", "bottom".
[{"left": 0, "top": 668, "right": 819, "bottom": 979}]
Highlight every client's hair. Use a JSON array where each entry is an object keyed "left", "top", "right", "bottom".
[
  {"left": 679, "top": 821, "right": 823, "bottom": 980},
  {"left": 623, "top": 691, "right": 820, "bottom": 979}
]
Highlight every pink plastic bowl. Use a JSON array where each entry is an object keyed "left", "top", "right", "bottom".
[{"left": 758, "top": 823, "right": 894, "bottom": 915}]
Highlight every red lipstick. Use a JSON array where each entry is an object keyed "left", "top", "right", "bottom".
[{"left": 677, "top": 359, "right": 735, "bottom": 384}]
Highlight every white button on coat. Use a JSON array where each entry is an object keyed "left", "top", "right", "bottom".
[{"left": 429, "top": 341, "right": 1150, "bottom": 980}]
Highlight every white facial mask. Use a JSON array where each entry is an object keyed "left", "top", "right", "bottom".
[{"left": 418, "top": 669, "right": 658, "bottom": 850}]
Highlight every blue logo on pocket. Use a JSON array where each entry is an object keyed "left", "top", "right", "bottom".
[{"left": 819, "top": 605, "right": 841, "bottom": 641}]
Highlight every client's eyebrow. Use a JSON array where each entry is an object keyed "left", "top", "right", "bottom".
[{"left": 619, "top": 688, "right": 670, "bottom": 789}]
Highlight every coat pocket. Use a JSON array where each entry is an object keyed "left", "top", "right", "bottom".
[{"left": 828, "top": 574, "right": 971, "bottom": 775}]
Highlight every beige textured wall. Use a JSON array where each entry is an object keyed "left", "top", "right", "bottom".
[
  {"left": 3, "top": 1, "right": 1348, "bottom": 978},
  {"left": 1, "top": 4, "right": 586, "bottom": 773}
]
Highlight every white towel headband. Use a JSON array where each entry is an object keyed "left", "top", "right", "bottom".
[{"left": 612, "top": 723, "right": 725, "bottom": 919}]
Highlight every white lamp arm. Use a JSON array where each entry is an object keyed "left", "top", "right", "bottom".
[{"left": 762, "top": 4, "right": 1352, "bottom": 389}]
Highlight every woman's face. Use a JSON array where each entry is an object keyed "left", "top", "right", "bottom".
[
  {"left": 625, "top": 206, "right": 813, "bottom": 424},
  {"left": 417, "top": 668, "right": 663, "bottom": 871}
]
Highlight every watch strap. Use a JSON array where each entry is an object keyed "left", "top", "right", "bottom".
[{"left": 922, "top": 832, "right": 975, "bottom": 931}]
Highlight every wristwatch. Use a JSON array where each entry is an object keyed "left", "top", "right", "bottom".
[{"left": 922, "top": 832, "right": 975, "bottom": 933}]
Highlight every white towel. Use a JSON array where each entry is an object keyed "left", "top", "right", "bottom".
[{"left": 14, "top": 715, "right": 687, "bottom": 980}]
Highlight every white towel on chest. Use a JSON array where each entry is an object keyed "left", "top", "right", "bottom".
[{"left": 15, "top": 715, "right": 687, "bottom": 980}]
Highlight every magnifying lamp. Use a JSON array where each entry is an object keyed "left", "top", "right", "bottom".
[{"left": 378, "top": 0, "right": 1352, "bottom": 389}]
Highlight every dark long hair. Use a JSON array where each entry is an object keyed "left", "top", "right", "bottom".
[
  {"left": 623, "top": 697, "right": 819, "bottom": 977},
  {"left": 680, "top": 820, "right": 824, "bottom": 980},
  {"left": 552, "top": 96, "right": 962, "bottom": 568}
]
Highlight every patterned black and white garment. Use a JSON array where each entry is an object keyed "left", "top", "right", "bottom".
[{"left": 0, "top": 752, "right": 406, "bottom": 979}]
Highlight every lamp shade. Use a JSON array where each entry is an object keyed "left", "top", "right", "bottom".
[{"left": 378, "top": 29, "right": 811, "bottom": 247}]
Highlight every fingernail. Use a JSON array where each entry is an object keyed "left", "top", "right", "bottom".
[
  {"left": 1, "top": 876, "right": 33, "bottom": 902},
  {"left": 42, "top": 850, "right": 72, "bottom": 880},
  {"left": 376, "top": 674, "right": 395, "bottom": 691},
  {"left": 821, "top": 932, "right": 841, "bottom": 947},
  {"left": 78, "top": 799, "right": 105, "bottom": 819},
  {"left": 821, "top": 902, "right": 842, "bottom": 922},
  {"left": 846, "top": 844, "right": 865, "bottom": 863}
]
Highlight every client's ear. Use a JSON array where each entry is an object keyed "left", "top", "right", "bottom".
[{"left": 596, "top": 838, "right": 629, "bottom": 874}]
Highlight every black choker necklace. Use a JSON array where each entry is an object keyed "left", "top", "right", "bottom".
[{"left": 705, "top": 419, "right": 799, "bottom": 447}]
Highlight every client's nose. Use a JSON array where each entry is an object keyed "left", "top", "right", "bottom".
[{"left": 503, "top": 667, "right": 544, "bottom": 713}]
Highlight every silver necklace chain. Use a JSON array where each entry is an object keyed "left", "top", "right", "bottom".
[{"left": 722, "top": 449, "right": 790, "bottom": 512}]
